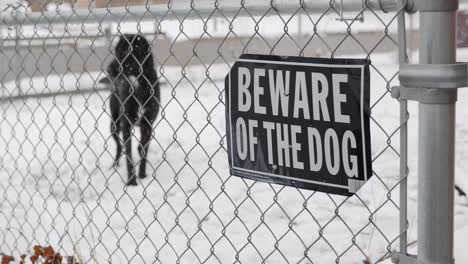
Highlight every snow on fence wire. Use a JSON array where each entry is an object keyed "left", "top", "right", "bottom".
[{"left": 0, "top": 0, "right": 410, "bottom": 263}]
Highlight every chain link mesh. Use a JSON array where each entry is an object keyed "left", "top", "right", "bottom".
[{"left": 0, "top": 1, "right": 409, "bottom": 263}]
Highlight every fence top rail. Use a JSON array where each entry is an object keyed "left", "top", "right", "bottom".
[{"left": 0, "top": 0, "right": 404, "bottom": 26}]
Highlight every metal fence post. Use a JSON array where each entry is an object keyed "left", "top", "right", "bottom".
[
  {"left": 397, "top": 0, "right": 409, "bottom": 254},
  {"left": 417, "top": 0, "right": 457, "bottom": 263}
]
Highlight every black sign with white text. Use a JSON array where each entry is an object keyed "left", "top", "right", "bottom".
[{"left": 225, "top": 54, "right": 372, "bottom": 196}]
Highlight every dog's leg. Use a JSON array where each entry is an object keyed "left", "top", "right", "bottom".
[
  {"left": 138, "top": 119, "right": 152, "bottom": 179},
  {"left": 122, "top": 119, "right": 137, "bottom": 186},
  {"left": 110, "top": 92, "right": 122, "bottom": 168},
  {"left": 111, "top": 119, "right": 122, "bottom": 168}
]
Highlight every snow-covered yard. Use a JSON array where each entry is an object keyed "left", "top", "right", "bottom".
[{"left": 0, "top": 2, "right": 468, "bottom": 262}]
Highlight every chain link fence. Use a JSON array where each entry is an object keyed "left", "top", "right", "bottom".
[{"left": 0, "top": 1, "right": 410, "bottom": 263}]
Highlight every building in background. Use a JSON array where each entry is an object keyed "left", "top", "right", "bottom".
[{"left": 27, "top": 0, "right": 168, "bottom": 12}]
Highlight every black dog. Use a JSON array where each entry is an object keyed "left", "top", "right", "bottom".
[{"left": 105, "top": 34, "right": 160, "bottom": 186}]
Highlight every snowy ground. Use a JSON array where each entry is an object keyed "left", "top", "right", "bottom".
[
  {"left": 1, "top": 48, "right": 468, "bottom": 264},
  {"left": 0, "top": 2, "right": 467, "bottom": 264}
]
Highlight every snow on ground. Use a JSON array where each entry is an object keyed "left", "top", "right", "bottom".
[
  {"left": 1, "top": 49, "right": 468, "bottom": 263},
  {"left": 452, "top": 50, "right": 468, "bottom": 262}
]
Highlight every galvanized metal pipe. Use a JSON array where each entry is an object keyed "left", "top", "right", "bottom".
[
  {"left": 417, "top": 0, "right": 457, "bottom": 263},
  {"left": 0, "top": 0, "right": 412, "bottom": 26},
  {"left": 397, "top": 0, "right": 409, "bottom": 254}
]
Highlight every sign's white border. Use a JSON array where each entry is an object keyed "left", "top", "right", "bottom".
[{"left": 228, "top": 59, "right": 367, "bottom": 191}]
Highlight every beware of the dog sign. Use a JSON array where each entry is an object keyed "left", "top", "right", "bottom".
[{"left": 225, "top": 54, "right": 372, "bottom": 196}]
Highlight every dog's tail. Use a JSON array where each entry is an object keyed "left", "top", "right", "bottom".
[
  {"left": 99, "top": 76, "right": 112, "bottom": 85},
  {"left": 97, "top": 76, "right": 113, "bottom": 91}
]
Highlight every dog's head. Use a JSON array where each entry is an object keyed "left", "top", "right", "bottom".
[
  {"left": 114, "top": 34, "right": 154, "bottom": 73},
  {"left": 100, "top": 34, "right": 156, "bottom": 89}
]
